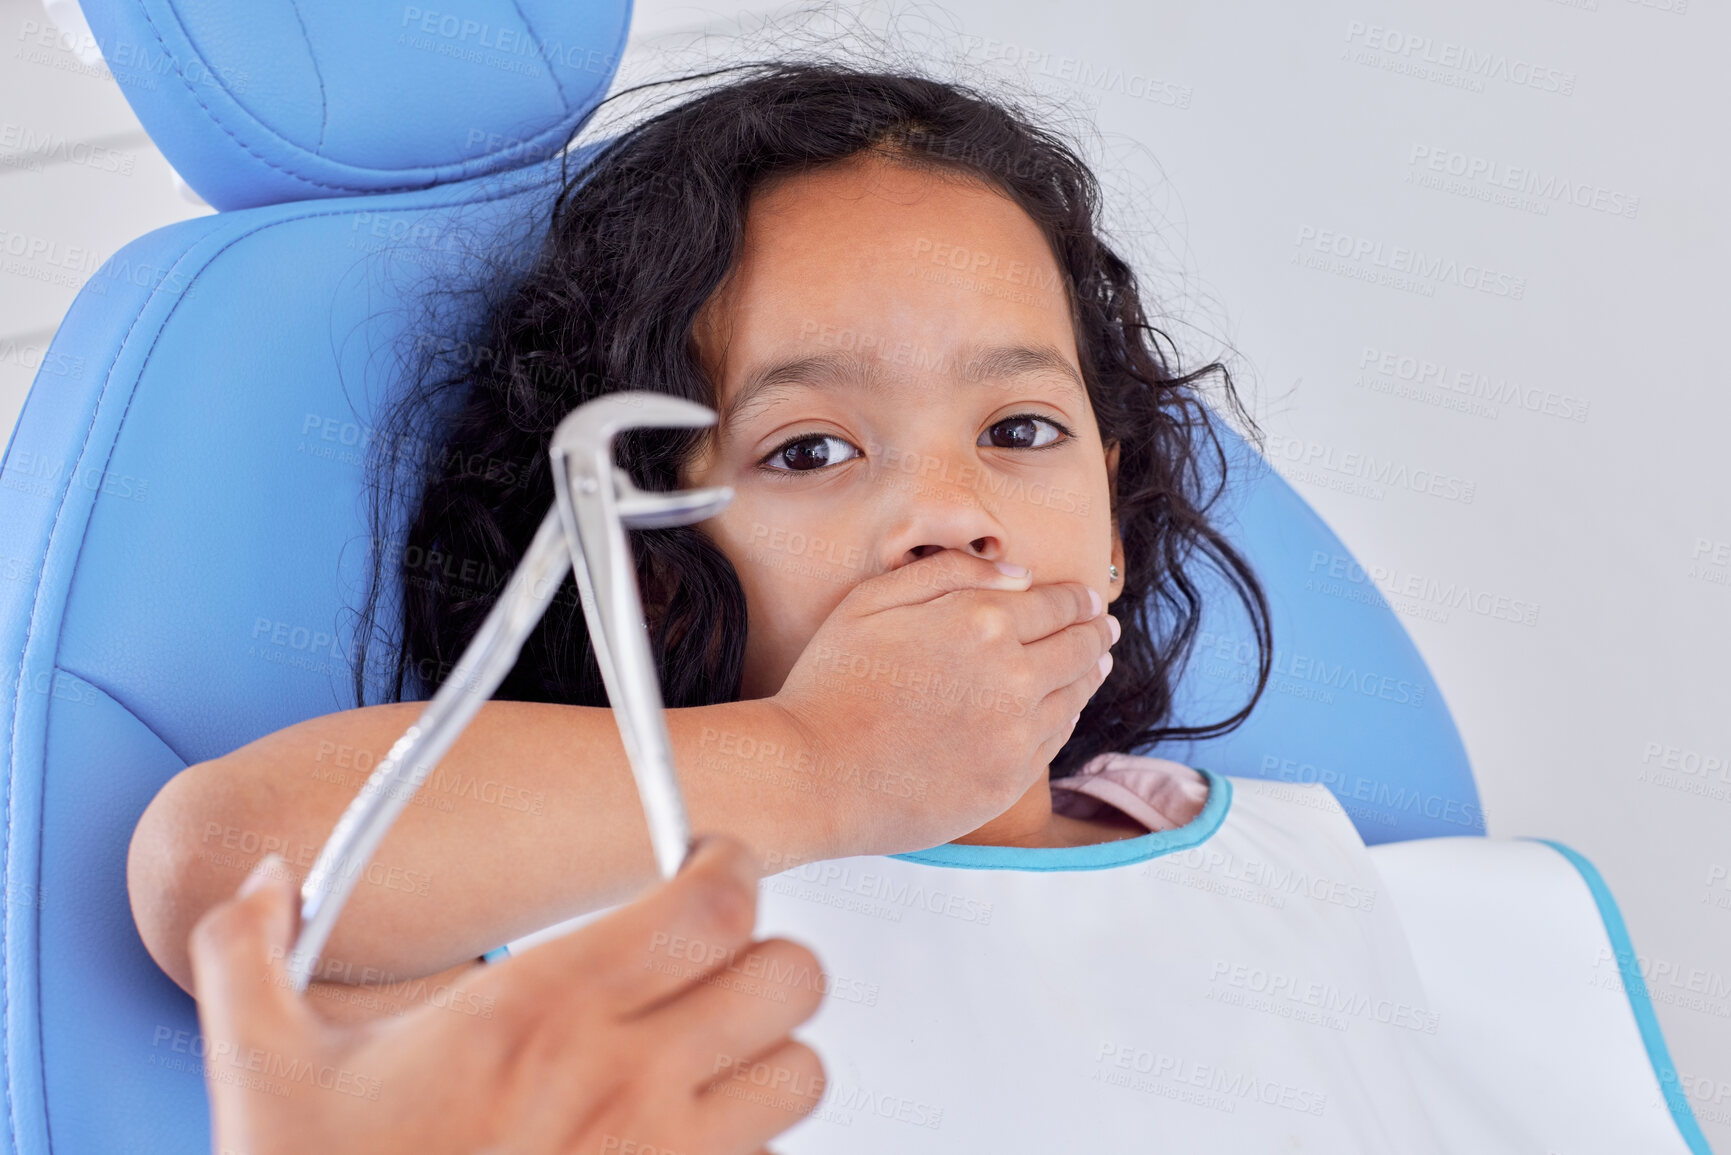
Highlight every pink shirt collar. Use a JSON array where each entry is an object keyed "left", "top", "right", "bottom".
[{"left": 1050, "top": 752, "right": 1210, "bottom": 833}]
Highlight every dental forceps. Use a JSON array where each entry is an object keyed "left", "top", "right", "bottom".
[{"left": 286, "top": 392, "right": 733, "bottom": 992}]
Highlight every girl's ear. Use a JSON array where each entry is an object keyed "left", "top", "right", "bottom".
[{"left": 1105, "top": 441, "right": 1126, "bottom": 603}]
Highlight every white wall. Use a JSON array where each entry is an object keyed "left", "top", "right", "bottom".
[{"left": 3, "top": 0, "right": 1726, "bottom": 1141}]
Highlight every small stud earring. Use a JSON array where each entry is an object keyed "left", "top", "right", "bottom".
[{"left": 1108, "top": 564, "right": 1120, "bottom": 582}]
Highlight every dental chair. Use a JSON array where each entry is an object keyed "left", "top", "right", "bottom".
[{"left": 0, "top": 1, "right": 1700, "bottom": 1152}]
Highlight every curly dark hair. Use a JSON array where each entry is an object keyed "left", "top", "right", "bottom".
[{"left": 352, "top": 60, "right": 1273, "bottom": 778}]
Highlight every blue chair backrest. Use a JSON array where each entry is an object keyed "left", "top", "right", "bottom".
[
  {"left": 1150, "top": 441, "right": 1484, "bottom": 841},
  {"left": 0, "top": 2, "right": 1476, "bottom": 1150}
]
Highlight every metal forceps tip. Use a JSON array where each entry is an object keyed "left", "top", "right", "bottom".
[{"left": 286, "top": 391, "right": 731, "bottom": 992}]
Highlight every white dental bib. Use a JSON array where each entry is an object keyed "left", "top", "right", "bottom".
[
  {"left": 497, "top": 766, "right": 1704, "bottom": 1153},
  {"left": 739, "top": 769, "right": 1705, "bottom": 1154}
]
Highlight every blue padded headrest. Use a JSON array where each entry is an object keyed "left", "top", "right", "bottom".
[{"left": 76, "top": 0, "right": 632, "bottom": 209}]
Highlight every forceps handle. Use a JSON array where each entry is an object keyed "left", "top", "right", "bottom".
[
  {"left": 286, "top": 510, "right": 571, "bottom": 992},
  {"left": 552, "top": 455, "right": 692, "bottom": 882},
  {"left": 545, "top": 392, "right": 731, "bottom": 881}
]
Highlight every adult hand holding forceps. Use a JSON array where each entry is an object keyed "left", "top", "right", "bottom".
[
  {"left": 186, "top": 392, "right": 826, "bottom": 1153},
  {"left": 192, "top": 835, "right": 823, "bottom": 1155}
]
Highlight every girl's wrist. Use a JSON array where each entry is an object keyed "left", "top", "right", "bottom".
[
  {"left": 669, "top": 697, "right": 849, "bottom": 872},
  {"left": 757, "top": 695, "right": 851, "bottom": 865}
]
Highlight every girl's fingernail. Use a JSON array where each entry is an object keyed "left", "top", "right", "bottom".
[
  {"left": 994, "top": 561, "right": 1030, "bottom": 578},
  {"left": 1097, "top": 652, "right": 1113, "bottom": 679},
  {"left": 1107, "top": 614, "right": 1121, "bottom": 643},
  {"left": 1070, "top": 713, "right": 1081, "bottom": 729},
  {"left": 238, "top": 853, "right": 285, "bottom": 898}
]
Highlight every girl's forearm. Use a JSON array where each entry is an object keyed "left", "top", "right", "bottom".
[{"left": 127, "top": 696, "right": 841, "bottom": 994}]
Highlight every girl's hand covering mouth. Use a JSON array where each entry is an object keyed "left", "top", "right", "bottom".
[{"left": 768, "top": 548, "right": 1115, "bottom": 857}]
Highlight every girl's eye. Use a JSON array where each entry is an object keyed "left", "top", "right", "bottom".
[
  {"left": 759, "top": 414, "right": 1072, "bottom": 476},
  {"left": 980, "top": 413, "right": 1071, "bottom": 450},
  {"left": 762, "top": 434, "right": 862, "bottom": 473}
]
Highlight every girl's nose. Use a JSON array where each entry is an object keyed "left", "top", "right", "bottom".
[
  {"left": 876, "top": 444, "right": 1010, "bottom": 572},
  {"left": 905, "top": 537, "right": 1001, "bottom": 566}
]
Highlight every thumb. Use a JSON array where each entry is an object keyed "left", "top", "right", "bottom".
[{"left": 188, "top": 853, "right": 306, "bottom": 1042}]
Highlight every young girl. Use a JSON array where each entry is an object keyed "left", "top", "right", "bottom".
[
  {"left": 129, "top": 60, "right": 1266, "bottom": 982},
  {"left": 129, "top": 61, "right": 1700, "bottom": 1155}
]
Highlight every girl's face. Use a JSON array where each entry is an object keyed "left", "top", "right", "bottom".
[{"left": 682, "top": 152, "right": 1124, "bottom": 703}]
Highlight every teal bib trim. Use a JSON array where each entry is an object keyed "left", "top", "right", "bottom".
[
  {"left": 889, "top": 767, "right": 1233, "bottom": 872},
  {"left": 485, "top": 769, "right": 1235, "bottom": 962},
  {"left": 1528, "top": 838, "right": 1713, "bottom": 1155}
]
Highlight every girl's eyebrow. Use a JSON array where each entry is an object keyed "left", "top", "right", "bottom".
[{"left": 724, "top": 343, "right": 1086, "bottom": 429}]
